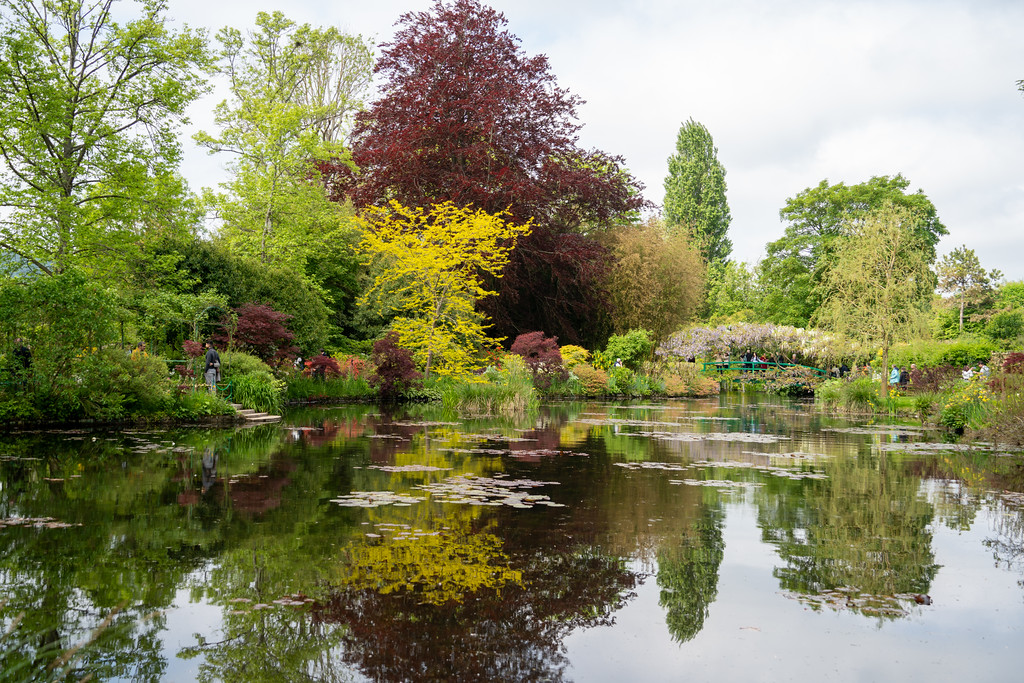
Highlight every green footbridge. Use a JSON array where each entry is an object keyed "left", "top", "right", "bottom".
[{"left": 700, "top": 360, "right": 827, "bottom": 376}]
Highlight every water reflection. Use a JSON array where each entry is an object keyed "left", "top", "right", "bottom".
[{"left": 1, "top": 399, "right": 1023, "bottom": 680}]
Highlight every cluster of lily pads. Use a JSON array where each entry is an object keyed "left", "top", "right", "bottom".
[
  {"left": 415, "top": 474, "right": 565, "bottom": 508},
  {"left": 0, "top": 516, "right": 81, "bottom": 529},
  {"left": 688, "top": 459, "right": 828, "bottom": 481},
  {"left": 783, "top": 586, "right": 932, "bottom": 618},
  {"left": 330, "top": 473, "right": 565, "bottom": 510},
  {"left": 669, "top": 478, "right": 761, "bottom": 490},
  {"left": 225, "top": 594, "right": 314, "bottom": 615},
  {"left": 614, "top": 457, "right": 827, "bottom": 483},
  {"left": 614, "top": 461, "right": 688, "bottom": 472},
  {"left": 365, "top": 464, "right": 452, "bottom": 473},
  {"left": 330, "top": 490, "right": 425, "bottom": 508},
  {"left": 364, "top": 522, "right": 444, "bottom": 540}
]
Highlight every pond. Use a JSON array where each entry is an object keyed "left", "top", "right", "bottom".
[{"left": 1, "top": 396, "right": 1023, "bottom": 682}]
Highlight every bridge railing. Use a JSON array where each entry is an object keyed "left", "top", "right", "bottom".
[{"left": 700, "top": 360, "right": 826, "bottom": 376}]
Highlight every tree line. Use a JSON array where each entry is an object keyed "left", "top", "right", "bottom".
[{"left": 0, "top": 0, "right": 1019, "bottom": 398}]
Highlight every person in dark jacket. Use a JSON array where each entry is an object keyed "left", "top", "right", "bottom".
[{"left": 204, "top": 341, "right": 221, "bottom": 394}]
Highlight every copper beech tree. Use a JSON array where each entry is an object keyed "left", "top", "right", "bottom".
[{"left": 325, "top": 0, "right": 646, "bottom": 345}]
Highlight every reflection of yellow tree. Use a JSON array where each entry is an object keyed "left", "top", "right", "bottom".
[
  {"left": 332, "top": 524, "right": 522, "bottom": 605},
  {"left": 759, "top": 453, "right": 938, "bottom": 618}
]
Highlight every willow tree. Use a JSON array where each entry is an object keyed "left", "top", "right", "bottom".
[{"left": 816, "top": 205, "right": 933, "bottom": 398}]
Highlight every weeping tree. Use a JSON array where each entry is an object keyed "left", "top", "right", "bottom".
[{"left": 815, "top": 205, "right": 934, "bottom": 398}]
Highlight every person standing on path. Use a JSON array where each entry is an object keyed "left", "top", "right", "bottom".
[{"left": 204, "top": 341, "right": 221, "bottom": 394}]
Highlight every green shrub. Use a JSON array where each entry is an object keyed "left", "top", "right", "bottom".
[
  {"left": 285, "top": 375, "right": 374, "bottom": 401},
  {"left": 816, "top": 378, "right": 844, "bottom": 408},
  {"left": 435, "top": 359, "right": 537, "bottom": 414},
  {"left": 891, "top": 337, "right": 998, "bottom": 369},
  {"left": 841, "top": 377, "right": 880, "bottom": 411},
  {"left": 173, "top": 389, "right": 235, "bottom": 419},
  {"left": 571, "top": 364, "right": 609, "bottom": 396},
  {"left": 913, "top": 392, "right": 941, "bottom": 423},
  {"left": 219, "top": 350, "right": 274, "bottom": 378},
  {"left": 604, "top": 329, "right": 653, "bottom": 371},
  {"left": 985, "top": 311, "right": 1023, "bottom": 345},
  {"left": 939, "top": 378, "right": 993, "bottom": 432}
]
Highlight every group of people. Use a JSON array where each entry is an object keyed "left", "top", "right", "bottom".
[
  {"left": 962, "top": 363, "right": 990, "bottom": 381},
  {"left": 888, "top": 365, "right": 911, "bottom": 387},
  {"left": 739, "top": 349, "right": 794, "bottom": 371}
]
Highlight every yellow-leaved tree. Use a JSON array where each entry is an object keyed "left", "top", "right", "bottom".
[{"left": 356, "top": 201, "right": 531, "bottom": 378}]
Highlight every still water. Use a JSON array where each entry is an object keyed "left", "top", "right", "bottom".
[{"left": 1, "top": 396, "right": 1022, "bottom": 682}]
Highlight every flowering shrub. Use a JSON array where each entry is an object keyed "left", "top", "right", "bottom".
[
  {"left": 337, "top": 355, "right": 368, "bottom": 379},
  {"left": 657, "top": 322, "right": 845, "bottom": 365},
  {"left": 939, "top": 378, "right": 992, "bottom": 432},
  {"left": 559, "top": 345, "right": 590, "bottom": 369}
]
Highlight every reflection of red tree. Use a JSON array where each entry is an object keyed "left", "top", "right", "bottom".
[
  {"left": 222, "top": 470, "right": 293, "bottom": 516},
  {"left": 314, "top": 548, "right": 639, "bottom": 682},
  {"left": 506, "top": 426, "right": 562, "bottom": 462},
  {"left": 176, "top": 459, "right": 297, "bottom": 518}
]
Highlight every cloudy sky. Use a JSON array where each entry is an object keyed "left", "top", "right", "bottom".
[{"left": 169, "top": 0, "right": 1024, "bottom": 280}]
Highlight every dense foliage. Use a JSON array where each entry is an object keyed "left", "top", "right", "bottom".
[{"left": 335, "top": 0, "right": 646, "bottom": 345}]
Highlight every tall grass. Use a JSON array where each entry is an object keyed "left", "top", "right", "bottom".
[
  {"left": 284, "top": 375, "right": 375, "bottom": 402},
  {"left": 231, "top": 372, "right": 284, "bottom": 413},
  {"left": 436, "top": 356, "right": 537, "bottom": 414}
]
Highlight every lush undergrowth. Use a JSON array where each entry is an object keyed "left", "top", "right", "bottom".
[{"left": 814, "top": 355, "right": 1024, "bottom": 441}]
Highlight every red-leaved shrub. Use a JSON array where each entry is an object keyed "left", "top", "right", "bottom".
[
  {"left": 215, "top": 303, "right": 297, "bottom": 362},
  {"left": 1003, "top": 352, "right": 1024, "bottom": 374},
  {"left": 369, "top": 333, "right": 421, "bottom": 399},
  {"left": 183, "top": 340, "right": 204, "bottom": 359},
  {"left": 307, "top": 354, "right": 342, "bottom": 378},
  {"left": 511, "top": 331, "right": 566, "bottom": 389}
]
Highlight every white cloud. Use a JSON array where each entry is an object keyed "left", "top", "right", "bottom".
[{"left": 169, "top": 0, "right": 1024, "bottom": 278}]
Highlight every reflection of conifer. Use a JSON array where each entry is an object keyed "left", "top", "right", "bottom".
[{"left": 656, "top": 504, "right": 725, "bottom": 643}]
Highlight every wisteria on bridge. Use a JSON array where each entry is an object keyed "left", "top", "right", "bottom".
[{"left": 656, "top": 323, "right": 853, "bottom": 365}]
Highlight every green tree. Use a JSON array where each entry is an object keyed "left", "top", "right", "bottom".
[
  {"left": 663, "top": 118, "right": 732, "bottom": 264},
  {"left": 601, "top": 218, "right": 705, "bottom": 340},
  {"left": 356, "top": 201, "right": 531, "bottom": 378},
  {"left": 935, "top": 245, "right": 1002, "bottom": 334},
  {"left": 705, "top": 260, "right": 760, "bottom": 324},
  {"left": 0, "top": 0, "right": 210, "bottom": 276},
  {"left": 760, "top": 175, "right": 946, "bottom": 327},
  {"left": 195, "top": 11, "right": 372, "bottom": 270},
  {"left": 815, "top": 205, "right": 933, "bottom": 398}
]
